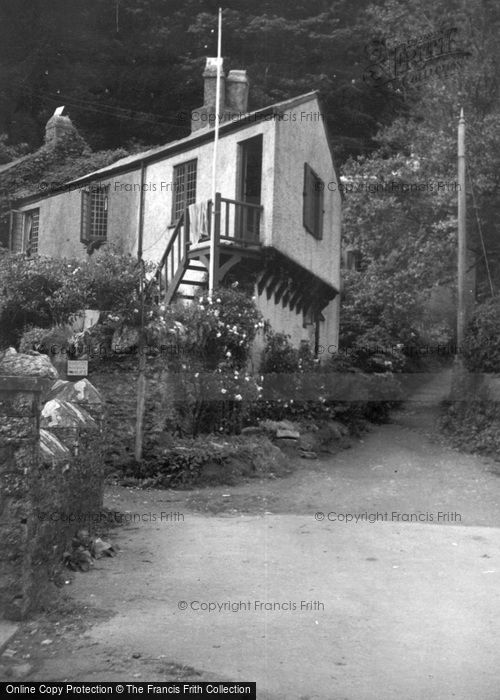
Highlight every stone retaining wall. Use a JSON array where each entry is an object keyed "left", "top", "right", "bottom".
[{"left": 0, "top": 350, "right": 104, "bottom": 620}]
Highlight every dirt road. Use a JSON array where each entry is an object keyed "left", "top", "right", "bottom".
[{"left": 4, "top": 397, "right": 500, "bottom": 699}]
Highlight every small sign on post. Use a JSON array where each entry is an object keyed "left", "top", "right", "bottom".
[{"left": 67, "top": 360, "right": 89, "bottom": 377}]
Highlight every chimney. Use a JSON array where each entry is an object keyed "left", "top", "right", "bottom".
[
  {"left": 191, "top": 58, "right": 226, "bottom": 132},
  {"left": 45, "top": 106, "right": 76, "bottom": 145},
  {"left": 226, "top": 70, "right": 249, "bottom": 113}
]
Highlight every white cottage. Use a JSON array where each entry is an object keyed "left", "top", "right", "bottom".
[{"left": 10, "top": 59, "right": 342, "bottom": 355}]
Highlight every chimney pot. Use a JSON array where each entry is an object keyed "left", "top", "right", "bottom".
[
  {"left": 226, "top": 70, "right": 249, "bottom": 113},
  {"left": 191, "top": 57, "right": 226, "bottom": 132},
  {"left": 45, "top": 108, "right": 76, "bottom": 145},
  {"left": 202, "top": 57, "right": 225, "bottom": 108}
]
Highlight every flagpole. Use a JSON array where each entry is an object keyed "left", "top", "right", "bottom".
[{"left": 209, "top": 7, "right": 222, "bottom": 296}]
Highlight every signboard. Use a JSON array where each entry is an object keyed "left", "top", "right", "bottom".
[{"left": 67, "top": 360, "right": 88, "bottom": 377}]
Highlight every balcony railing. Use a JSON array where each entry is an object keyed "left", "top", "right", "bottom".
[
  {"left": 189, "top": 194, "right": 262, "bottom": 246},
  {"left": 148, "top": 194, "right": 263, "bottom": 304},
  {"left": 216, "top": 196, "right": 261, "bottom": 244}
]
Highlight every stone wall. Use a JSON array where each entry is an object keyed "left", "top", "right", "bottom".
[
  {"left": 0, "top": 350, "right": 105, "bottom": 620},
  {"left": 86, "top": 354, "right": 179, "bottom": 468}
]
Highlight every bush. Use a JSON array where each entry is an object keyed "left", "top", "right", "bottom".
[
  {"left": 123, "top": 436, "right": 288, "bottom": 488},
  {"left": 0, "top": 246, "right": 160, "bottom": 349},
  {"left": 441, "top": 397, "right": 500, "bottom": 458},
  {"left": 461, "top": 296, "right": 500, "bottom": 372},
  {"left": 161, "top": 286, "right": 265, "bottom": 436},
  {"left": 249, "top": 330, "right": 401, "bottom": 427},
  {"left": 18, "top": 325, "right": 74, "bottom": 356}
]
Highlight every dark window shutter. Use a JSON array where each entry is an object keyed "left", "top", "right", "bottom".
[
  {"left": 315, "top": 180, "right": 324, "bottom": 240},
  {"left": 10, "top": 212, "right": 23, "bottom": 252},
  {"left": 303, "top": 163, "right": 324, "bottom": 239},
  {"left": 81, "top": 189, "right": 90, "bottom": 243},
  {"left": 303, "top": 163, "right": 314, "bottom": 234}
]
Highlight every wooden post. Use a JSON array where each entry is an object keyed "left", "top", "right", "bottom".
[
  {"left": 135, "top": 262, "right": 146, "bottom": 462},
  {"left": 457, "top": 108, "right": 466, "bottom": 350},
  {"left": 134, "top": 162, "right": 147, "bottom": 461},
  {"left": 212, "top": 192, "right": 221, "bottom": 289}
]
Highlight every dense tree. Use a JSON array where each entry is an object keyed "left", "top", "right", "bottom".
[
  {"left": 340, "top": 0, "right": 500, "bottom": 349},
  {"left": 0, "top": 0, "right": 404, "bottom": 160}
]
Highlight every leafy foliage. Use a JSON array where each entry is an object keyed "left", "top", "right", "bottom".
[
  {"left": 461, "top": 296, "right": 500, "bottom": 372},
  {"left": 250, "top": 330, "right": 401, "bottom": 427},
  {"left": 0, "top": 0, "right": 404, "bottom": 162},
  {"left": 123, "top": 435, "right": 287, "bottom": 488},
  {"left": 0, "top": 246, "right": 159, "bottom": 348},
  {"left": 340, "top": 0, "right": 500, "bottom": 355},
  {"left": 441, "top": 395, "right": 500, "bottom": 459},
  {"left": 164, "top": 286, "right": 265, "bottom": 436}
]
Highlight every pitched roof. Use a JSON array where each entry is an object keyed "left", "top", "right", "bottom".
[{"left": 65, "top": 91, "right": 320, "bottom": 186}]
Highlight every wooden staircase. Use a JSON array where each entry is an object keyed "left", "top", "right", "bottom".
[{"left": 146, "top": 193, "right": 262, "bottom": 304}]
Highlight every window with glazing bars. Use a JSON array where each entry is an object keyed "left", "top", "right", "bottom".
[
  {"left": 10, "top": 209, "right": 39, "bottom": 254},
  {"left": 81, "top": 185, "right": 108, "bottom": 244},
  {"left": 171, "top": 160, "right": 197, "bottom": 223}
]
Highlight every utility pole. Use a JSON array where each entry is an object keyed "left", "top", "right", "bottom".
[{"left": 457, "top": 108, "right": 466, "bottom": 350}]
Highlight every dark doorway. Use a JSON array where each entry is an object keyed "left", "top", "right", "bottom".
[{"left": 237, "top": 135, "right": 262, "bottom": 241}]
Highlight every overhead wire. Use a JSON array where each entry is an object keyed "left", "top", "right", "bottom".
[{"left": 466, "top": 161, "right": 495, "bottom": 296}]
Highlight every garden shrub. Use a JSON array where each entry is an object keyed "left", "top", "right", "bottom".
[
  {"left": 461, "top": 296, "right": 500, "bottom": 372},
  {"left": 249, "top": 330, "right": 401, "bottom": 428},
  {"left": 19, "top": 325, "right": 75, "bottom": 356},
  {"left": 0, "top": 246, "right": 160, "bottom": 349},
  {"left": 162, "top": 286, "right": 265, "bottom": 436},
  {"left": 441, "top": 296, "right": 500, "bottom": 458},
  {"left": 123, "top": 436, "right": 288, "bottom": 488},
  {"left": 441, "top": 391, "right": 500, "bottom": 458}
]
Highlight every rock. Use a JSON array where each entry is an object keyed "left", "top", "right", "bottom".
[
  {"left": 0, "top": 348, "right": 58, "bottom": 379},
  {"left": 111, "top": 326, "right": 139, "bottom": 353},
  {"left": 276, "top": 429, "right": 300, "bottom": 440},
  {"left": 39, "top": 429, "right": 71, "bottom": 467},
  {"left": 46, "top": 378, "right": 101, "bottom": 402},
  {"left": 259, "top": 419, "right": 298, "bottom": 436},
  {"left": 241, "top": 426, "right": 264, "bottom": 436},
  {"left": 10, "top": 663, "right": 33, "bottom": 679},
  {"left": 298, "top": 434, "right": 318, "bottom": 451},
  {"left": 299, "top": 450, "right": 318, "bottom": 459},
  {"left": 41, "top": 399, "right": 97, "bottom": 429}
]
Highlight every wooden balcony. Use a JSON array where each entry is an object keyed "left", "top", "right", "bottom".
[{"left": 149, "top": 193, "right": 263, "bottom": 304}]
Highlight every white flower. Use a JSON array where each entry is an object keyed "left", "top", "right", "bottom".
[
  {"left": 194, "top": 372, "right": 199, "bottom": 378},
  {"left": 221, "top": 388, "right": 227, "bottom": 394},
  {"left": 216, "top": 298, "right": 221, "bottom": 303},
  {"left": 216, "top": 332, "right": 221, "bottom": 338},
  {"left": 226, "top": 350, "right": 232, "bottom": 357},
  {"left": 234, "top": 394, "right": 243, "bottom": 401}
]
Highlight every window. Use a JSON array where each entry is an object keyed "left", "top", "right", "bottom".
[
  {"left": 81, "top": 185, "right": 108, "bottom": 246},
  {"left": 171, "top": 160, "right": 197, "bottom": 223},
  {"left": 346, "top": 249, "right": 362, "bottom": 271},
  {"left": 25, "top": 209, "right": 39, "bottom": 255},
  {"left": 10, "top": 209, "right": 39, "bottom": 255},
  {"left": 303, "top": 163, "right": 324, "bottom": 240}
]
